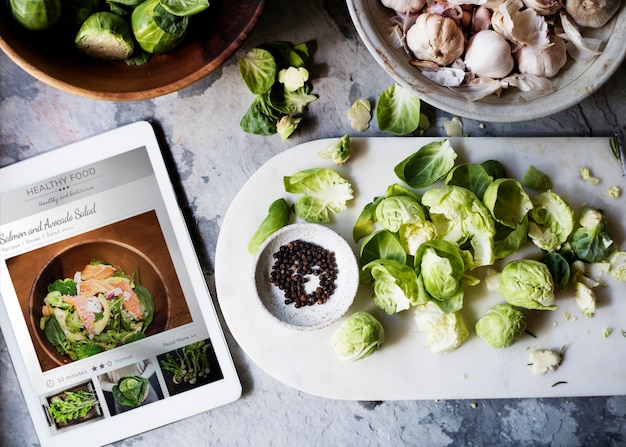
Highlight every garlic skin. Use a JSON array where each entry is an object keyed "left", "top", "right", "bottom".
[
  {"left": 516, "top": 35, "right": 568, "bottom": 77},
  {"left": 565, "top": 0, "right": 622, "bottom": 28},
  {"left": 463, "top": 30, "right": 514, "bottom": 78},
  {"left": 406, "top": 13, "right": 465, "bottom": 67},
  {"left": 523, "top": 0, "right": 564, "bottom": 15},
  {"left": 381, "top": 0, "right": 427, "bottom": 14}
]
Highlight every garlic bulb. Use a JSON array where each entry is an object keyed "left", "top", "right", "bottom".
[
  {"left": 464, "top": 30, "right": 514, "bottom": 78},
  {"left": 523, "top": 0, "right": 563, "bottom": 15},
  {"left": 492, "top": 0, "right": 551, "bottom": 48},
  {"left": 381, "top": 0, "right": 427, "bottom": 14},
  {"left": 516, "top": 35, "right": 568, "bottom": 77},
  {"left": 565, "top": 0, "right": 622, "bottom": 27},
  {"left": 406, "top": 13, "right": 465, "bottom": 67}
]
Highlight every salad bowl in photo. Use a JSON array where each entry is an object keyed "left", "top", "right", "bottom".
[{"left": 29, "top": 240, "right": 170, "bottom": 367}]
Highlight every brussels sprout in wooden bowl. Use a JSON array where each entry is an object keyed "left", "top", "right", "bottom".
[{"left": 0, "top": 0, "right": 266, "bottom": 100}]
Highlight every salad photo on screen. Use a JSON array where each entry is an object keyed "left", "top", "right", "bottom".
[{"left": 39, "top": 260, "right": 155, "bottom": 361}]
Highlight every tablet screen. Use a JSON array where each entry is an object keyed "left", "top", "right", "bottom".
[{"left": 0, "top": 121, "right": 241, "bottom": 446}]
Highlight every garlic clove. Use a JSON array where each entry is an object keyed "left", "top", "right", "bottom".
[
  {"left": 381, "top": 0, "right": 427, "bottom": 14},
  {"left": 406, "top": 13, "right": 465, "bottom": 67},
  {"left": 471, "top": 6, "right": 493, "bottom": 34},
  {"left": 463, "top": 29, "right": 514, "bottom": 78},
  {"left": 523, "top": 0, "right": 564, "bottom": 15},
  {"left": 516, "top": 35, "right": 568, "bottom": 78},
  {"left": 492, "top": 0, "right": 552, "bottom": 48},
  {"left": 565, "top": 0, "right": 622, "bottom": 28}
]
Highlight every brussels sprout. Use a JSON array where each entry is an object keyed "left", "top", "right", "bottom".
[
  {"left": 352, "top": 183, "right": 420, "bottom": 243},
  {"left": 574, "top": 281, "right": 596, "bottom": 317},
  {"left": 363, "top": 258, "right": 425, "bottom": 314},
  {"left": 609, "top": 251, "right": 626, "bottom": 281},
  {"left": 348, "top": 98, "right": 372, "bottom": 132},
  {"left": 475, "top": 303, "right": 527, "bottom": 349},
  {"left": 570, "top": 207, "right": 614, "bottom": 263},
  {"left": 375, "top": 195, "right": 426, "bottom": 233},
  {"left": 331, "top": 311, "right": 384, "bottom": 361},
  {"left": 9, "top": 0, "right": 61, "bottom": 31},
  {"left": 528, "top": 190, "right": 574, "bottom": 251},
  {"left": 247, "top": 198, "right": 291, "bottom": 254},
  {"left": 112, "top": 375, "right": 150, "bottom": 407},
  {"left": 499, "top": 259, "right": 556, "bottom": 311},
  {"left": 75, "top": 12, "right": 135, "bottom": 60},
  {"left": 317, "top": 134, "right": 351, "bottom": 165},
  {"left": 426, "top": 311, "right": 469, "bottom": 353},
  {"left": 132, "top": 0, "right": 189, "bottom": 54},
  {"left": 276, "top": 115, "right": 302, "bottom": 141},
  {"left": 413, "top": 302, "right": 469, "bottom": 353},
  {"left": 413, "top": 300, "right": 445, "bottom": 332},
  {"left": 483, "top": 178, "right": 533, "bottom": 228},
  {"left": 414, "top": 239, "right": 465, "bottom": 302},
  {"left": 398, "top": 220, "right": 437, "bottom": 256},
  {"left": 238, "top": 42, "right": 317, "bottom": 139},
  {"left": 422, "top": 185, "right": 496, "bottom": 269}
]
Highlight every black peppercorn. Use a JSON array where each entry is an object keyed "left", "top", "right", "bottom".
[{"left": 269, "top": 239, "right": 339, "bottom": 307}]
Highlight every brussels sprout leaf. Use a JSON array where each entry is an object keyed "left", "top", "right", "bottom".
[
  {"left": 239, "top": 48, "right": 277, "bottom": 95},
  {"left": 395, "top": 139, "right": 457, "bottom": 189},
  {"left": 376, "top": 84, "right": 422, "bottom": 135}
]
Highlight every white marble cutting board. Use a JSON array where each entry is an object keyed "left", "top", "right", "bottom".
[{"left": 215, "top": 137, "right": 626, "bottom": 400}]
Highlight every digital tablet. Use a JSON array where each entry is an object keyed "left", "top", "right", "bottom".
[{"left": 0, "top": 121, "right": 241, "bottom": 446}]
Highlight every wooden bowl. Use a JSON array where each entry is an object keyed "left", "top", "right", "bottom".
[{"left": 0, "top": 0, "right": 266, "bottom": 100}]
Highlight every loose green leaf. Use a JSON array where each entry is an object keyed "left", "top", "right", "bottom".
[
  {"left": 521, "top": 165, "right": 552, "bottom": 191},
  {"left": 445, "top": 163, "right": 494, "bottom": 200},
  {"left": 394, "top": 139, "right": 457, "bottom": 189},
  {"left": 540, "top": 252, "right": 570, "bottom": 289},
  {"left": 483, "top": 178, "right": 533, "bottom": 228},
  {"left": 247, "top": 198, "right": 291, "bottom": 254},
  {"left": 160, "top": 0, "right": 210, "bottom": 16},
  {"left": 284, "top": 168, "right": 353, "bottom": 222},
  {"left": 376, "top": 84, "right": 422, "bottom": 135},
  {"left": 359, "top": 229, "right": 406, "bottom": 271},
  {"left": 238, "top": 48, "right": 277, "bottom": 94}
]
